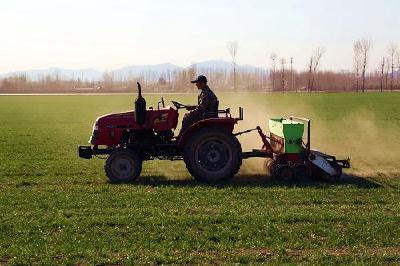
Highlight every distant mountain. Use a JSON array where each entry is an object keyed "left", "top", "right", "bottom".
[
  {"left": 112, "top": 63, "right": 182, "bottom": 80},
  {"left": 0, "top": 67, "right": 102, "bottom": 81},
  {"left": 192, "top": 60, "right": 233, "bottom": 72},
  {"left": 192, "top": 60, "right": 267, "bottom": 73},
  {"left": 0, "top": 60, "right": 268, "bottom": 81}
]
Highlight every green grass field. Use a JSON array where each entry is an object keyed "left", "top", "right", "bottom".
[{"left": 0, "top": 93, "right": 400, "bottom": 264}]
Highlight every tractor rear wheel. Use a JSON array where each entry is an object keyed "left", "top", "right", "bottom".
[
  {"left": 184, "top": 128, "right": 242, "bottom": 183},
  {"left": 105, "top": 149, "right": 142, "bottom": 183}
]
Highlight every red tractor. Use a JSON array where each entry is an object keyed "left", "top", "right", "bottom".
[
  {"left": 79, "top": 83, "right": 350, "bottom": 183},
  {"left": 79, "top": 83, "right": 244, "bottom": 183}
]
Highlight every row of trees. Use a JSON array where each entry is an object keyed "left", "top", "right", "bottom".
[
  {"left": 1, "top": 39, "right": 399, "bottom": 93},
  {"left": 268, "top": 39, "right": 399, "bottom": 92},
  {"left": 0, "top": 68, "right": 268, "bottom": 93},
  {"left": 353, "top": 39, "right": 399, "bottom": 92}
]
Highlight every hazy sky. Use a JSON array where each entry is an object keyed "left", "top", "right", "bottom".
[{"left": 1, "top": 0, "right": 399, "bottom": 73}]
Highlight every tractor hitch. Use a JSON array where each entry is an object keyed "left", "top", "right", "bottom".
[
  {"left": 234, "top": 127, "right": 258, "bottom": 137},
  {"left": 79, "top": 146, "right": 93, "bottom": 159},
  {"left": 235, "top": 126, "right": 274, "bottom": 159}
]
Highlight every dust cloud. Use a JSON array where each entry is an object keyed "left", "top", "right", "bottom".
[
  {"left": 312, "top": 109, "right": 400, "bottom": 177},
  {"left": 221, "top": 93, "right": 399, "bottom": 177}
]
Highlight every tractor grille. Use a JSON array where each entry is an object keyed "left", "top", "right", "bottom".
[{"left": 89, "top": 130, "right": 99, "bottom": 144}]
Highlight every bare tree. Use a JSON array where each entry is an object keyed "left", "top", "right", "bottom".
[
  {"left": 280, "top": 58, "right": 286, "bottom": 91},
  {"left": 380, "top": 57, "right": 385, "bottom": 92},
  {"left": 227, "top": 41, "right": 239, "bottom": 91},
  {"left": 354, "top": 38, "right": 372, "bottom": 93},
  {"left": 397, "top": 49, "right": 400, "bottom": 75},
  {"left": 307, "top": 57, "right": 313, "bottom": 92},
  {"left": 353, "top": 41, "right": 363, "bottom": 92},
  {"left": 388, "top": 43, "right": 398, "bottom": 91},
  {"left": 270, "top": 53, "right": 277, "bottom": 91},
  {"left": 385, "top": 57, "right": 390, "bottom": 90},
  {"left": 290, "top": 57, "right": 294, "bottom": 91},
  {"left": 188, "top": 64, "right": 197, "bottom": 83},
  {"left": 102, "top": 72, "right": 114, "bottom": 90},
  {"left": 307, "top": 47, "right": 325, "bottom": 91},
  {"left": 397, "top": 49, "right": 400, "bottom": 89},
  {"left": 397, "top": 49, "right": 400, "bottom": 72}
]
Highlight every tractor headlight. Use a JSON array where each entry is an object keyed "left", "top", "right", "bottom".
[{"left": 89, "top": 122, "right": 100, "bottom": 144}]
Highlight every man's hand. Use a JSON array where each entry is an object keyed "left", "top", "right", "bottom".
[{"left": 186, "top": 105, "right": 197, "bottom": 111}]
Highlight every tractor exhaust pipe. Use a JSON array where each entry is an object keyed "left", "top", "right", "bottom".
[
  {"left": 135, "top": 82, "right": 146, "bottom": 125},
  {"left": 238, "top": 107, "right": 243, "bottom": 120},
  {"left": 137, "top": 82, "right": 142, "bottom": 97}
]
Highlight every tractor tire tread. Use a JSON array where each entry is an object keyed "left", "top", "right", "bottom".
[
  {"left": 104, "top": 148, "right": 142, "bottom": 183},
  {"left": 183, "top": 127, "right": 242, "bottom": 183}
]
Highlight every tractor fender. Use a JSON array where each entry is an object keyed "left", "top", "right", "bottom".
[{"left": 178, "top": 117, "right": 238, "bottom": 148}]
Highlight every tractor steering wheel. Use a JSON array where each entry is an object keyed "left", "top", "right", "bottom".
[{"left": 171, "top": 101, "right": 188, "bottom": 110}]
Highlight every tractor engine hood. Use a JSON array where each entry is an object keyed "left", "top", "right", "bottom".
[
  {"left": 95, "top": 111, "right": 136, "bottom": 129},
  {"left": 89, "top": 111, "right": 135, "bottom": 145},
  {"left": 94, "top": 107, "right": 178, "bottom": 131},
  {"left": 89, "top": 107, "right": 179, "bottom": 146}
]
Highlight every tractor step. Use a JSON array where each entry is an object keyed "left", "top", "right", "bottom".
[
  {"left": 79, "top": 146, "right": 111, "bottom": 159},
  {"left": 242, "top": 149, "right": 273, "bottom": 159}
]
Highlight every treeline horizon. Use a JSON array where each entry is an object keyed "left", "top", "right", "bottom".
[
  {"left": 1, "top": 39, "right": 399, "bottom": 93},
  {"left": 1, "top": 68, "right": 399, "bottom": 93}
]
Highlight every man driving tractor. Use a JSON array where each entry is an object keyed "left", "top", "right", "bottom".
[{"left": 181, "top": 75, "right": 218, "bottom": 132}]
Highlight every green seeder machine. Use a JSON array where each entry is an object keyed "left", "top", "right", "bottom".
[{"left": 242, "top": 116, "right": 350, "bottom": 181}]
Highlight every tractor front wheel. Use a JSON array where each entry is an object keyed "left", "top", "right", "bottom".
[
  {"left": 105, "top": 149, "right": 142, "bottom": 183},
  {"left": 184, "top": 128, "right": 242, "bottom": 183}
]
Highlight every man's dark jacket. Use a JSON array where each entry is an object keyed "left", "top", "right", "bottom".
[
  {"left": 192, "top": 86, "right": 218, "bottom": 116},
  {"left": 181, "top": 86, "right": 218, "bottom": 131}
]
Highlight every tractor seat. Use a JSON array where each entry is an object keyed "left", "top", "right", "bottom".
[{"left": 204, "top": 101, "right": 231, "bottom": 118}]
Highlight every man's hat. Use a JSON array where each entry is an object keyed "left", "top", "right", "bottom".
[{"left": 190, "top": 75, "right": 207, "bottom": 83}]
